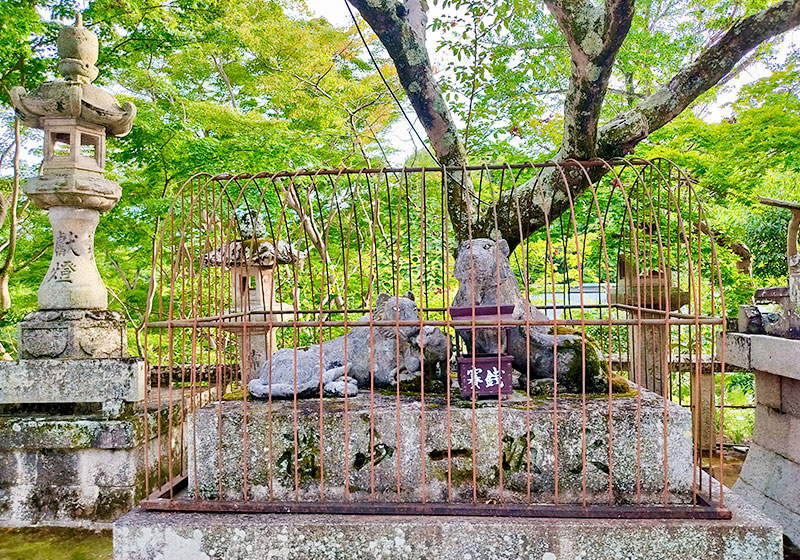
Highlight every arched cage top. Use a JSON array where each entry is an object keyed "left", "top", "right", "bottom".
[
  {"left": 141, "top": 159, "right": 731, "bottom": 518},
  {"left": 146, "top": 160, "right": 726, "bottom": 328}
]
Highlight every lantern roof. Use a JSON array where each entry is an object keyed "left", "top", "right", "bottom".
[
  {"left": 10, "top": 13, "right": 136, "bottom": 137},
  {"left": 204, "top": 240, "right": 306, "bottom": 268}
]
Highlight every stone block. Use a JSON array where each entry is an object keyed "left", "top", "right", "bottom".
[
  {"left": 736, "top": 443, "right": 800, "bottom": 516},
  {"left": 0, "top": 388, "right": 194, "bottom": 528},
  {"left": 756, "top": 371, "right": 782, "bottom": 410},
  {"left": 2, "top": 482, "right": 137, "bottom": 525},
  {"left": 113, "top": 488, "right": 783, "bottom": 560},
  {"left": 750, "top": 335, "right": 800, "bottom": 381},
  {"left": 754, "top": 404, "right": 800, "bottom": 464},
  {"left": 738, "top": 305, "right": 766, "bottom": 334},
  {"left": 188, "top": 390, "right": 693, "bottom": 505},
  {"left": 723, "top": 333, "right": 800, "bottom": 381},
  {"left": 0, "top": 452, "right": 38, "bottom": 490},
  {"left": 0, "top": 416, "right": 142, "bottom": 450},
  {"left": 722, "top": 332, "right": 751, "bottom": 370},
  {"left": 0, "top": 357, "right": 144, "bottom": 413},
  {"left": 783, "top": 376, "right": 800, "bottom": 417},
  {"left": 37, "top": 447, "right": 79, "bottom": 485},
  {"left": 18, "top": 309, "right": 126, "bottom": 359},
  {"left": 79, "top": 449, "right": 139, "bottom": 487},
  {"left": 93, "top": 486, "right": 137, "bottom": 521},
  {"left": 735, "top": 477, "right": 800, "bottom": 547},
  {"left": 0, "top": 415, "right": 182, "bottom": 526}
]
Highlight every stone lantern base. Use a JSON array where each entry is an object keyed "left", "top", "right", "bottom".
[
  {"left": 0, "top": 388, "right": 188, "bottom": 528},
  {"left": 18, "top": 309, "right": 127, "bottom": 360}
]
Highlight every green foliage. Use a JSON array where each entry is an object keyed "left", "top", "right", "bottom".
[
  {"left": 0, "top": 0, "right": 401, "bottom": 355},
  {"left": 639, "top": 59, "right": 800, "bottom": 306},
  {"left": 429, "top": 0, "right": 775, "bottom": 161}
]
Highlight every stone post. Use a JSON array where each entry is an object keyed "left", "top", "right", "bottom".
[{"left": 612, "top": 265, "right": 718, "bottom": 448}]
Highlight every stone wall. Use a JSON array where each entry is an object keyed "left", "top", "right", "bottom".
[{"left": 725, "top": 332, "right": 800, "bottom": 546}]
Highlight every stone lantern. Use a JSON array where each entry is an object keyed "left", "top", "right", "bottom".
[
  {"left": 0, "top": 15, "right": 166, "bottom": 527},
  {"left": 10, "top": 14, "right": 136, "bottom": 358},
  {"left": 205, "top": 228, "right": 304, "bottom": 383}
]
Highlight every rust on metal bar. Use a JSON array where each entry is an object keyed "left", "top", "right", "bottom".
[{"left": 141, "top": 159, "right": 729, "bottom": 521}]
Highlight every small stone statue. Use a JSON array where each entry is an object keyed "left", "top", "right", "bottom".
[
  {"left": 248, "top": 294, "right": 448, "bottom": 398},
  {"left": 235, "top": 206, "right": 267, "bottom": 240},
  {"left": 452, "top": 238, "right": 613, "bottom": 393}
]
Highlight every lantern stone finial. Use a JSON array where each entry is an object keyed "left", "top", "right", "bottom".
[{"left": 56, "top": 11, "right": 99, "bottom": 84}]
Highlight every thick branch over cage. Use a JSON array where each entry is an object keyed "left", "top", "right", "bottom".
[{"left": 142, "top": 159, "right": 729, "bottom": 515}]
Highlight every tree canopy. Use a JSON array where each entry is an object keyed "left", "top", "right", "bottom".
[
  {"left": 348, "top": 0, "right": 800, "bottom": 245},
  {"left": 0, "top": 0, "right": 798, "bottom": 354}
]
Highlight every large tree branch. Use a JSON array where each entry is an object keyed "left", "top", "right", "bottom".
[
  {"left": 351, "top": 0, "right": 800, "bottom": 251},
  {"left": 346, "top": 0, "right": 464, "bottom": 165},
  {"left": 598, "top": 0, "right": 800, "bottom": 157},
  {"left": 545, "top": 0, "right": 635, "bottom": 157},
  {"left": 487, "top": 0, "right": 800, "bottom": 250}
]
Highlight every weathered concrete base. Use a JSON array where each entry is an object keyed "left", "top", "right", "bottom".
[
  {"left": 0, "top": 390, "right": 186, "bottom": 528},
  {"left": 189, "top": 389, "right": 693, "bottom": 505},
  {"left": 113, "top": 488, "right": 782, "bottom": 560}
]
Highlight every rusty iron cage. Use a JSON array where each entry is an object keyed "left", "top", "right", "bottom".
[{"left": 140, "top": 160, "right": 731, "bottom": 518}]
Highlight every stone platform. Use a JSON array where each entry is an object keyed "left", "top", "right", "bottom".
[
  {"left": 188, "top": 388, "right": 693, "bottom": 505},
  {"left": 113, "top": 488, "right": 782, "bottom": 560},
  {"left": 0, "top": 388, "right": 193, "bottom": 527},
  {"left": 725, "top": 332, "right": 800, "bottom": 546},
  {"left": 0, "top": 357, "right": 143, "bottom": 415}
]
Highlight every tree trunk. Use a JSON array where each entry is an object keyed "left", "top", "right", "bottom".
[
  {"left": 349, "top": 0, "right": 800, "bottom": 247},
  {"left": 0, "top": 116, "right": 21, "bottom": 311}
]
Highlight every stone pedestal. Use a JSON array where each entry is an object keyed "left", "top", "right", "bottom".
[
  {"left": 113, "top": 489, "right": 782, "bottom": 560},
  {"left": 17, "top": 309, "right": 126, "bottom": 360},
  {"left": 187, "top": 389, "right": 693, "bottom": 505},
  {"left": 725, "top": 332, "right": 800, "bottom": 546}
]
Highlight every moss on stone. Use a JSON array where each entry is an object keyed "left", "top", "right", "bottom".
[
  {"left": 222, "top": 388, "right": 245, "bottom": 401},
  {"left": 0, "top": 527, "right": 112, "bottom": 560},
  {"left": 276, "top": 429, "right": 320, "bottom": 487},
  {"left": 548, "top": 327, "right": 630, "bottom": 394},
  {"left": 353, "top": 442, "right": 394, "bottom": 471}
]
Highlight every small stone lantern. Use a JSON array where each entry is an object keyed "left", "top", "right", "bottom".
[
  {"left": 610, "top": 259, "right": 690, "bottom": 396},
  {"left": 205, "top": 233, "right": 304, "bottom": 383},
  {"left": 10, "top": 14, "right": 136, "bottom": 358}
]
